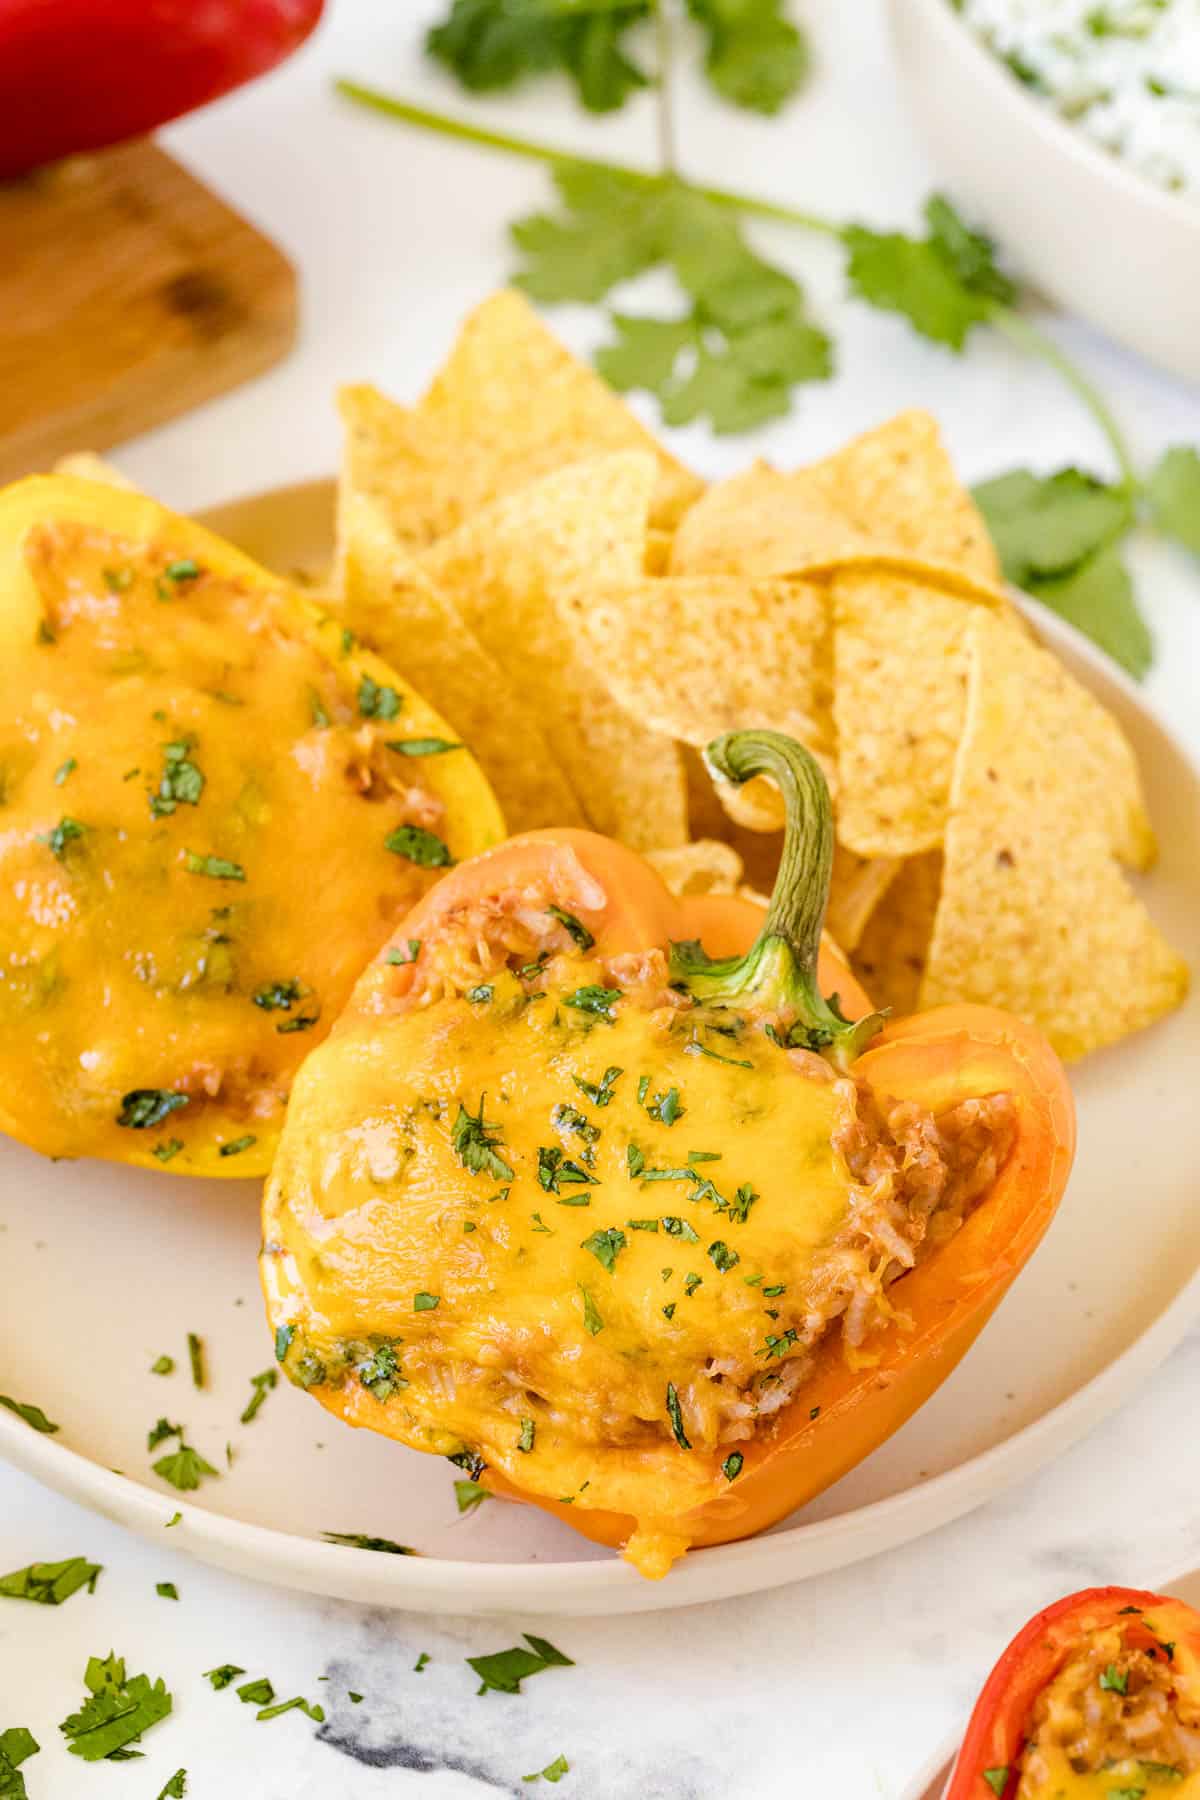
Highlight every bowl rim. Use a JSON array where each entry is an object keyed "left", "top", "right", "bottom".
[{"left": 894, "top": 0, "right": 1200, "bottom": 239}]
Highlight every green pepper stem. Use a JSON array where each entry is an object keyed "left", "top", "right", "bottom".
[{"left": 669, "top": 731, "right": 886, "bottom": 1069}]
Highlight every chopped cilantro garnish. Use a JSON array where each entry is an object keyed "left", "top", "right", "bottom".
[
  {"left": 357, "top": 675, "right": 402, "bottom": 719},
  {"left": 636, "top": 1075, "right": 650, "bottom": 1105},
  {"left": 573, "top": 1065, "right": 622, "bottom": 1107},
  {"left": 758, "top": 1329, "right": 799, "bottom": 1359},
  {"left": 184, "top": 850, "right": 245, "bottom": 881},
  {"left": 38, "top": 816, "right": 85, "bottom": 860},
  {"left": 276, "top": 1012, "right": 319, "bottom": 1034},
  {"left": 164, "top": 1512, "right": 181, "bottom": 1528},
  {"left": 466, "top": 983, "right": 494, "bottom": 1003},
  {"left": 414, "top": 1653, "right": 431, "bottom": 1673},
  {"left": 546, "top": 904, "right": 595, "bottom": 951},
  {"left": 660, "top": 1217, "right": 699, "bottom": 1242},
  {"left": 626, "top": 1217, "right": 659, "bottom": 1231},
  {"left": 187, "top": 1332, "right": 205, "bottom": 1389},
  {"left": 665, "top": 1382, "right": 691, "bottom": 1450},
  {"left": 203, "top": 1666, "right": 245, "bottom": 1690},
  {"left": 152, "top": 1139, "right": 183, "bottom": 1164},
  {"left": 147, "top": 1417, "right": 182, "bottom": 1451},
  {"left": 165, "top": 558, "right": 200, "bottom": 582},
  {"left": 0, "top": 1395, "right": 59, "bottom": 1434},
  {"left": 517, "top": 1417, "right": 536, "bottom": 1453},
  {"left": 453, "top": 1096, "right": 514, "bottom": 1181},
  {"left": 274, "top": 1324, "right": 294, "bottom": 1363},
  {"left": 153, "top": 1439, "right": 218, "bottom": 1492},
  {"left": 685, "top": 1036, "right": 752, "bottom": 1069},
  {"left": 156, "top": 1582, "right": 178, "bottom": 1600},
  {"left": 728, "top": 1183, "right": 759, "bottom": 1224},
  {"left": 467, "top": 1634, "right": 572, "bottom": 1696},
  {"left": 252, "top": 978, "right": 306, "bottom": 1011},
  {"left": 236, "top": 1678, "right": 275, "bottom": 1706},
  {"left": 386, "top": 939, "right": 422, "bottom": 965},
  {"left": 626, "top": 1144, "right": 645, "bottom": 1178},
  {"left": 149, "top": 738, "right": 204, "bottom": 817},
  {"left": 647, "top": 1086, "right": 684, "bottom": 1126},
  {"left": 538, "top": 1146, "right": 597, "bottom": 1193},
  {"left": 687, "top": 1149, "right": 721, "bottom": 1163},
  {"left": 722, "top": 1452, "right": 744, "bottom": 1482},
  {"left": 309, "top": 687, "right": 331, "bottom": 728},
  {"left": 117, "top": 1088, "right": 188, "bottom": 1130},
  {"left": 59, "top": 1651, "right": 172, "bottom": 1762},
  {"left": 530, "top": 1212, "right": 551, "bottom": 1233},
  {"left": 151, "top": 1354, "right": 174, "bottom": 1374},
  {"left": 388, "top": 736, "right": 461, "bottom": 756},
  {"left": 53, "top": 757, "right": 76, "bottom": 786},
  {"left": 448, "top": 1447, "right": 486, "bottom": 1479},
  {"left": 240, "top": 1369, "right": 277, "bottom": 1424},
  {"left": 552, "top": 1102, "right": 599, "bottom": 1146},
  {"left": 641, "top": 1166, "right": 699, "bottom": 1184},
  {"left": 219, "top": 1134, "right": 256, "bottom": 1158},
  {"left": 103, "top": 565, "right": 134, "bottom": 592},
  {"left": 413, "top": 1291, "right": 440, "bottom": 1311},
  {"left": 1099, "top": 1663, "right": 1128, "bottom": 1694},
  {"left": 982, "top": 1773, "right": 1008, "bottom": 1798},
  {"left": 454, "top": 1479, "right": 489, "bottom": 1514},
  {"left": 157, "top": 1771, "right": 187, "bottom": 1799},
  {"left": 563, "top": 984, "right": 620, "bottom": 1019},
  {"left": 355, "top": 1342, "right": 406, "bottom": 1403},
  {"left": 322, "top": 1531, "right": 415, "bottom": 1554},
  {"left": 708, "top": 1240, "right": 740, "bottom": 1272},
  {"left": 662, "top": 1301, "right": 676, "bottom": 1320},
  {"left": 683, "top": 1272, "right": 703, "bottom": 1296},
  {"left": 579, "top": 1286, "right": 604, "bottom": 1335},
  {"left": 524, "top": 1754, "right": 570, "bottom": 1784},
  {"left": 555, "top": 1194, "right": 591, "bottom": 1207},
  {"left": 0, "top": 1725, "right": 39, "bottom": 1797},
  {"left": 0, "top": 1556, "right": 101, "bottom": 1605},
  {"left": 384, "top": 824, "right": 454, "bottom": 867},
  {"left": 581, "top": 1226, "right": 626, "bottom": 1271},
  {"left": 256, "top": 1696, "right": 325, "bottom": 1724}
]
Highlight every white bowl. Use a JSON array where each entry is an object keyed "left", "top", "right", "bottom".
[{"left": 886, "top": 0, "right": 1200, "bottom": 385}]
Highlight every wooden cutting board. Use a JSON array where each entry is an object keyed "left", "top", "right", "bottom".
[{"left": 0, "top": 139, "right": 297, "bottom": 483}]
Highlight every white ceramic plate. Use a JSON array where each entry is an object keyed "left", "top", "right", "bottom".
[
  {"left": 2, "top": 481, "right": 1198, "bottom": 1619},
  {"left": 898, "top": 1564, "right": 1200, "bottom": 1800}
]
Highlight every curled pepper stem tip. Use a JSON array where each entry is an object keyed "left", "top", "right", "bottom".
[{"left": 669, "top": 730, "right": 887, "bottom": 1070}]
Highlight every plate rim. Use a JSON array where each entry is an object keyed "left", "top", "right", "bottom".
[{"left": 2, "top": 488, "right": 1197, "bottom": 1616}]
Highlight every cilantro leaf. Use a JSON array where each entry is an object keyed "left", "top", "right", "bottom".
[
  {"left": 152, "top": 1440, "right": 219, "bottom": 1492},
  {"left": 581, "top": 1226, "right": 627, "bottom": 1271},
  {"left": 157, "top": 1773, "right": 188, "bottom": 1799},
  {"left": 524, "top": 1752, "right": 570, "bottom": 1784},
  {"left": 59, "top": 1652, "right": 172, "bottom": 1762},
  {"left": 972, "top": 466, "right": 1132, "bottom": 586},
  {"left": 0, "top": 1395, "right": 59, "bottom": 1433},
  {"left": 384, "top": 824, "right": 454, "bottom": 867},
  {"left": 686, "top": 0, "right": 809, "bottom": 115},
  {"left": 454, "top": 1479, "right": 490, "bottom": 1514},
  {"left": 1030, "top": 541, "right": 1153, "bottom": 680},
  {"left": 0, "top": 1557, "right": 100, "bottom": 1604},
  {"left": 844, "top": 193, "right": 1014, "bottom": 350},
  {"left": 426, "top": 0, "right": 651, "bottom": 114},
  {"left": 183, "top": 850, "right": 245, "bottom": 881},
  {"left": 0, "top": 1728, "right": 38, "bottom": 1800},
  {"left": 240, "top": 1368, "right": 277, "bottom": 1425},
  {"left": 1146, "top": 445, "right": 1200, "bottom": 557},
  {"left": 452, "top": 1096, "right": 514, "bottom": 1181},
  {"left": 117, "top": 1088, "right": 188, "bottom": 1130},
  {"left": 467, "top": 1633, "right": 574, "bottom": 1695},
  {"left": 321, "top": 1532, "right": 416, "bottom": 1554},
  {"left": 513, "top": 168, "right": 832, "bottom": 431},
  {"left": 202, "top": 1666, "right": 245, "bottom": 1690}
]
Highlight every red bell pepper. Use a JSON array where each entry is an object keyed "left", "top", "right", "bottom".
[
  {"left": 947, "top": 1585, "right": 1200, "bottom": 1799},
  {"left": 0, "top": 0, "right": 324, "bottom": 180}
]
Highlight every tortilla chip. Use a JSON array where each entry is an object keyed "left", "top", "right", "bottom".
[
  {"left": 850, "top": 852, "right": 943, "bottom": 1017},
  {"left": 646, "top": 840, "right": 744, "bottom": 898},
  {"left": 670, "top": 413, "right": 999, "bottom": 584},
  {"left": 826, "top": 845, "right": 901, "bottom": 952},
  {"left": 339, "top": 291, "right": 702, "bottom": 560},
  {"left": 670, "top": 460, "right": 874, "bottom": 578},
  {"left": 339, "top": 493, "right": 583, "bottom": 833},
  {"left": 419, "top": 452, "right": 687, "bottom": 851},
  {"left": 921, "top": 612, "right": 1187, "bottom": 1059},
  {"left": 567, "top": 572, "right": 833, "bottom": 833},
  {"left": 54, "top": 452, "right": 137, "bottom": 490}
]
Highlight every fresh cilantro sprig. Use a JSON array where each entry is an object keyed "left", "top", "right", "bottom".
[
  {"left": 336, "top": 37, "right": 1200, "bottom": 675},
  {"left": 426, "top": 0, "right": 808, "bottom": 118}
]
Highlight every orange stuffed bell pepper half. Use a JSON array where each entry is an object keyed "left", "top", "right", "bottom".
[
  {"left": 261, "top": 729, "right": 1076, "bottom": 1578},
  {"left": 946, "top": 1584, "right": 1200, "bottom": 1798}
]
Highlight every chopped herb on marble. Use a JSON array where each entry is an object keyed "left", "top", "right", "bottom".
[{"left": 0, "top": 1557, "right": 101, "bottom": 1605}]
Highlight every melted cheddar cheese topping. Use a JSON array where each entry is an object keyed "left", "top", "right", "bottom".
[
  {"left": 263, "top": 956, "right": 894, "bottom": 1569},
  {"left": 0, "top": 488, "right": 502, "bottom": 1174}
]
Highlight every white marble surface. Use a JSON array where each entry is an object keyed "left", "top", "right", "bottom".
[{"left": 3, "top": 2, "right": 1200, "bottom": 1794}]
